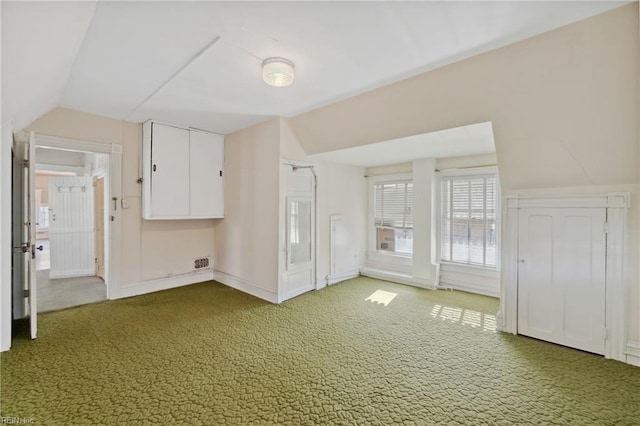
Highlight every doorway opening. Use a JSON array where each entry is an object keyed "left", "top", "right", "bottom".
[{"left": 34, "top": 147, "right": 109, "bottom": 312}]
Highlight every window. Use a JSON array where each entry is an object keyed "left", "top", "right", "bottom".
[
  {"left": 37, "top": 205, "right": 49, "bottom": 229},
  {"left": 440, "top": 172, "right": 498, "bottom": 267},
  {"left": 374, "top": 180, "right": 413, "bottom": 254}
]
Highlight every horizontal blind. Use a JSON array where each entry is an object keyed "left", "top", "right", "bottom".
[
  {"left": 441, "top": 174, "right": 498, "bottom": 267},
  {"left": 374, "top": 181, "right": 413, "bottom": 229}
]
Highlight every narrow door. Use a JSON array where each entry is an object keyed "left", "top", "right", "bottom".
[
  {"left": 517, "top": 207, "right": 606, "bottom": 354},
  {"left": 94, "top": 177, "right": 105, "bottom": 280},
  {"left": 48, "top": 176, "right": 95, "bottom": 278},
  {"left": 282, "top": 166, "right": 315, "bottom": 300}
]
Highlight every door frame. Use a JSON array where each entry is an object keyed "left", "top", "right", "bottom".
[
  {"left": 33, "top": 134, "right": 122, "bottom": 300},
  {"left": 1, "top": 121, "right": 13, "bottom": 351},
  {"left": 94, "top": 176, "right": 106, "bottom": 280},
  {"left": 500, "top": 193, "right": 629, "bottom": 362},
  {"left": 278, "top": 161, "right": 317, "bottom": 302}
]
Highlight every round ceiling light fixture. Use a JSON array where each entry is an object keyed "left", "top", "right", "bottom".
[{"left": 262, "top": 57, "right": 295, "bottom": 87}]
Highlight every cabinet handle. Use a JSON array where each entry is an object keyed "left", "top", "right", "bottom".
[
  {"left": 153, "top": 164, "right": 157, "bottom": 172},
  {"left": 219, "top": 170, "right": 222, "bottom": 177}
]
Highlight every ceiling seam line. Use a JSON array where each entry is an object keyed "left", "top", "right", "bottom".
[{"left": 125, "top": 35, "right": 221, "bottom": 120}]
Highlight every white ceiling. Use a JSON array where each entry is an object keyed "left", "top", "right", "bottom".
[
  {"left": 308, "top": 121, "right": 495, "bottom": 167},
  {"left": 1, "top": 1, "right": 629, "bottom": 135}
]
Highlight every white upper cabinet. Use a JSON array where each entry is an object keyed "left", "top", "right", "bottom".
[{"left": 142, "top": 121, "right": 224, "bottom": 219}]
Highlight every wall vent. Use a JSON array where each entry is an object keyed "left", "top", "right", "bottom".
[{"left": 194, "top": 257, "right": 211, "bottom": 270}]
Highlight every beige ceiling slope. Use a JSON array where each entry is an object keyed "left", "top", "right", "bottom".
[{"left": 1, "top": 1, "right": 96, "bottom": 131}]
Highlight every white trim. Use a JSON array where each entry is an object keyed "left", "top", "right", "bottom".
[
  {"left": 35, "top": 163, "right": 86, "bottom": 174},
  {"left": 36, "top": 134, "right": 113, "bottom": 154},
  {"left": 499, "top": 197, "right": 519, "bottom": 333},
  {"left": 506, "top": 194, "right": 627, "bottom": 209},
  {"left": 501, "top": 193, "right": 629, "bottom": 362},
  {"left": 118, "top": 270, "right": 214, "bottom": 299},
  {"left": 213, "top": 270, "right": 279, "bottom": 304},
  {"left": 603, "top": 198, "right": 627, "bottom": 361},
  {"left": 327, "top": 272, "right": 359, "bottom": 285},
  {"left": 1, "top": 121, "right": 13, "bottom": 352},
  {"left": 33, "top": 134, "right": 123, "bottom": 302},
  {"left": 360, "top": 267, "right": 436, "bottom": 290},
  {"left": 438, "top": 165, "right": 498, "bottom": 177},
  {"left": 625, "top": 341, "right": 640, "bottom": 367}
]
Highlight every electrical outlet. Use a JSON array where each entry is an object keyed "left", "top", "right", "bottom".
[{"left": 194, "top": 257, "right": 211, "bottom": 270}]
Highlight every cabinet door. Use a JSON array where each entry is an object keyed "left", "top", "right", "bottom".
[
  {"left": 150, "top": 123, "right": 190, "bottom": 217},
  {"left": 189, "top": 130, "right": 224, "bottom": 218}
]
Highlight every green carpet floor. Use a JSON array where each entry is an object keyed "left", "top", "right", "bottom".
[{"left": 1, "top": 277, "right": 639, "bottom": 424}]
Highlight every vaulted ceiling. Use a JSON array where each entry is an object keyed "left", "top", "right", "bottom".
[{"left": 1, "top": 1, "right": 629, "bottom": 134}]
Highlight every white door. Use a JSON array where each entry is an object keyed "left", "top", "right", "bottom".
[
  {"left": 330, "top": 214, "right": 357, "bottom": 283},
  {"left": 282, "top": 166, "right": 315, "bottom": 300},
  {"left": 48, "top": 176, "right": 95, "bottom": 279},
  {"left": 517, "top": 207, "right": 606, "bottom": 355},
  {"left": 19, "top": 133, "right": 37, "bottom": 339}
]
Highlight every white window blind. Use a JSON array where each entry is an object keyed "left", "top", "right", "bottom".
[
  {"left": 374, "top": 181, "right": 413, "bottom": 229},
  {"left": 441, "top": 174, "right": 498, "bottom": 267}
]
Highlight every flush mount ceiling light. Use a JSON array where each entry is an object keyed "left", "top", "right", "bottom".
[{"left": 262, "top": 57, "right": 295, "bottom": 87}]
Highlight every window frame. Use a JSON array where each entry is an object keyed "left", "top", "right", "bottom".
[
  {"left": 367, "top": 173, "right": 414, "bottom": 258},
  {"left": 436, "top": 166, "right": 500, "bottom": 270}
]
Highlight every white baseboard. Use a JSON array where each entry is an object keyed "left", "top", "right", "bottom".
[
  {"left": 360, "top": 267, "right": 435, "bottom": 290},
  {"left": 625, "top": 341, "right": 640, "bottom": 367},
  {"left": 212, "top": 270, "right": 278, "bottom": 304},
  {"left": 117, "top": 270, "right": 214, "bottom": 299},
  {"left": 327, "top": 271, "right": 359, "bottom": 285}
]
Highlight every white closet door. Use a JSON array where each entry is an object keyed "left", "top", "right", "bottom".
[
  {"left": 517, "top": 208, "right": 606, "bottom": 355},
  {"left": 189, "top": 130, "right": 224, "bottom": 218},
  {"left": 150, "top": 123, "right": 190, "bottom": 217}
]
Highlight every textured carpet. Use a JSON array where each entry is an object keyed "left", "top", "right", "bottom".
[{"left": 1, "top": 277, "right": 639, "bottom": 425}]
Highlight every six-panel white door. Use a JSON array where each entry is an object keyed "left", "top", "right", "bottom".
[{"left": 517, "top": 207, "right": 606, "bottom": 355}]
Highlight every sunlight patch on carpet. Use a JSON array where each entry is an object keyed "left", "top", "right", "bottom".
[
  {"left": 430, "top": 304, "right": 497, "bottom": 332},
  {"left": 365, "top": 290, "right": 397, "bottom": 306}
]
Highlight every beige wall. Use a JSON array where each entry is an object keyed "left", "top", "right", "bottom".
[
  {"left": 214, "top": 118, "right": 281, "bottom": 293},
  {"left": 313, "top": 160, "right": 367, "bottom": 285},
  {"left": 27, "top": 107, "right": 215, "bottom": 285},
  {"left": 291, "top": 4, "right": 638, "bottom": 192}
]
